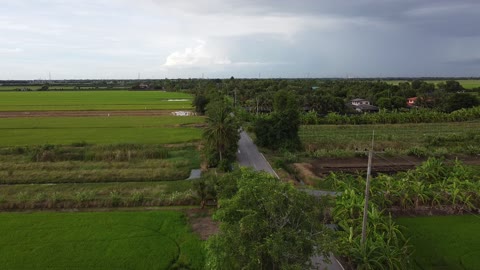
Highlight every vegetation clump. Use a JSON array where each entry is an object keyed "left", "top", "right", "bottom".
[{"left": 205, "top": 169, "right": 333, "bottom": 269}]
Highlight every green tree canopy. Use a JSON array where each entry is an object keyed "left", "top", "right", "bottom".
[
  {"left": 192, "top": 94, "right": 209, "bottom": 115},
  {"left": 206, "top": 169, "right": 332, "bottom": 270},
  {"left": 444, "top": 93, "right": 480, "bottom": 112},
  {"left": 254, "top": 90, "right": 301, "bottom": 150}
]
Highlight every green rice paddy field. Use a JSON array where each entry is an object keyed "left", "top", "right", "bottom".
[
  {"left": 0, "top": 116, "right": 204, "bottom": 146},
  {"left": 397, "top": 215, "right": 480, "bottom": 270},
  {"left": 0, "top": 211, "right": 205, "bottom": 270},
  {"left": 0, "top": 86, "right": 135, "bottom": 91},
  {"left": 0, "top": 91, "right": 193, "bottom": 111}
]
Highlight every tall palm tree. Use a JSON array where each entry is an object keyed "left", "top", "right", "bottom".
[{"left": 203, "top": 99, "right": 240, "bottom": 168}]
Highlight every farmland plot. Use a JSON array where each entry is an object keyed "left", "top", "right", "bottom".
[{"left": 0, "top": 211, "right": 205, "bottom": 269}]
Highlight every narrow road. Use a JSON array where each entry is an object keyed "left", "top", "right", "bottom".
[
  {"left": 237, "top": 131, "right": 278, "bottom": 178},
  {"left": 236, "top": 131, "right": 344, "bottom": 270}
]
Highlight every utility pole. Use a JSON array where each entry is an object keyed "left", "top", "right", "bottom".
[{"left": 361, "top": 130, "right": 375, "bottom": 245}]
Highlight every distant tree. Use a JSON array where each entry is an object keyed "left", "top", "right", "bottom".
[
  {"left": 377, "top": 96, "right": 406, "bottom": 110},
  {"left": 193, "top": 94, "right": 209, "bottom": 115},
  {"left": 411, "top": 80, "right": 423, "bottom": 90},
  {"left": 376, "top": 97, "right": 391, "bottom": 110},
  {"left": 443, "top": 80, "right": 464, "bottom": 93},
  {"left": 417, "top": 82, "right": 435, "bottom": 95},
  {"left": 205, "top": 169, "right": 332, "bottom": 270},
  {"left": 254, "top": 90, "right": 301, "bottom": 150},
  {"left": 444, "top": 93, "right": 480, "bottom": 112},
  {"left": 38, "top": 85, "right": 49, "bottom": 91},
  {"left": 391, "top": 96, "right": 407, "bottom": 109}
]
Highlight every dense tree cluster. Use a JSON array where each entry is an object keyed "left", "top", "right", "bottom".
[
  {"left": 254, "top": 90, "right": 302, "bottom": 150},
  {"left": 181, "top": 78, "right": 479, "bottom": 115},
  {"left": 205, "top": 169, "right": 332, "bottom": 270}
]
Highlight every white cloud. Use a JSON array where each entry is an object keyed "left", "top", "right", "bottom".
[
  {"left": 164, "top": 40, "right": 231, "bottom": 67},
  {"left": 0, "top": 48, "right": 23, "bottom": 54}
]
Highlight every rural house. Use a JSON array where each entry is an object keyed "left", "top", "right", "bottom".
[
  {"left": 407, "top": 97, "right": 418, "bottom": 107},
  {"left": 350, "top": 98, "right": 379, "bottom": 113}
]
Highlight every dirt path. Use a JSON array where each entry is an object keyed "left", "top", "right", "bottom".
[
  {"left": 0, "top": 110, "right": 186, "bottom": 118},
  {"left": 185, "top": 208, "right": 218, "bottom": 240}
]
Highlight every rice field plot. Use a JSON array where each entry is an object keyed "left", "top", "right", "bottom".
[
  {"left": 299, "top": 121, "right": 480, "bottom": 155},
  {"left": 0, "top": 85, "right": 131, "bottom": 91},
  {"left": 0, "top": 116, "right": 204, "bottom": 146},
  {"left": 0, "top": 90, "right": 193, "bottom": 111},
  {"left": 0, "top": 85, "right": 77, "bottom": 91},
  {"left": 397, "top": 215, "right": 480, "bottom": 270},
  {"left": 0, "top": 211, "right": 205, "bottom": 269}
]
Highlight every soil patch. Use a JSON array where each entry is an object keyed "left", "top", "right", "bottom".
[
  {"left": 309, "top": 155, "right": 480, "bottom": 177},
  {"left": 292, "top": 163, "right": 316, "bottom": 185},
  {"left": 0, "top": 110, "right": 187, "bottom": 118},
  {"left": 185, "top": 208, "right": 219, "bottom": 240}
]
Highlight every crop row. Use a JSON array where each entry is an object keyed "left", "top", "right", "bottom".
[
  {"left": 299, "top": 121, "right": 480, "bottom": 157},
  {"left": 303, "top": 106, "right": 480, "bottom": 125}
]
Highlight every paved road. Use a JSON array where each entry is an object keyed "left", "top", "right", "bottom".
[
  {"left": 236, "top": 131, "right": 344, "bottom": 270},
  {"left": 237, "top": 131, "right": 279, "bottom": 178}
]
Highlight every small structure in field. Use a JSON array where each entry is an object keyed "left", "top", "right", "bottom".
[{"left": 172, "top": 111, "right": 196, "bottom": 116}]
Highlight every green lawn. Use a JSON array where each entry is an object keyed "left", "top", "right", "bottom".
[
  {"left": 397, "top": 215, "right": 480, "bottom": 270},
  {"left": 0, "top": 116, "right": 204, "bottom": 146},
  {"left": 0, "top": 211, "right": 204, "bottom": 269},
  {"left": 0, "top": 91, "right": 193, "bottom": 111}
]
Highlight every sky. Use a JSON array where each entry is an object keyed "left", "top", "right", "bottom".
[{"left": 1, "top": 0, "right": 480, "bottom": 79}]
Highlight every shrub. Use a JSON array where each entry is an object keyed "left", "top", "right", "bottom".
[
  {"left": 109, "top": 191, "right": 121, "bottom": 207},
  {"left": 129, "top": 191, "right": 145, "bottom": 205},
  {"left": 407, "top": 146, "right": 429, "bottom": 157}
]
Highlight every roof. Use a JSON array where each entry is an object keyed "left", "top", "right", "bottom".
[
  {"left": 351, "top": 98, "right": 369, "bottom": 102},
  {"left": 354, "top": 104, "right": 379, "bottom": 111}
]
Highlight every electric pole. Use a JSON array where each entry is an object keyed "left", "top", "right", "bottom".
[{"left": 361, "top": 130, "right": 375, "bottom": 245}]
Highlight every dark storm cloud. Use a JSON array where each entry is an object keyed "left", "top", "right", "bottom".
[
  {"left": 3, "top": 0, "right": 480, "bottom": 78},
  {"left": 446, "top": 58, "right": 480, "bottom": 66},
  {"left": 162, "top": 0, "right": 480, "bottom": 37}
]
